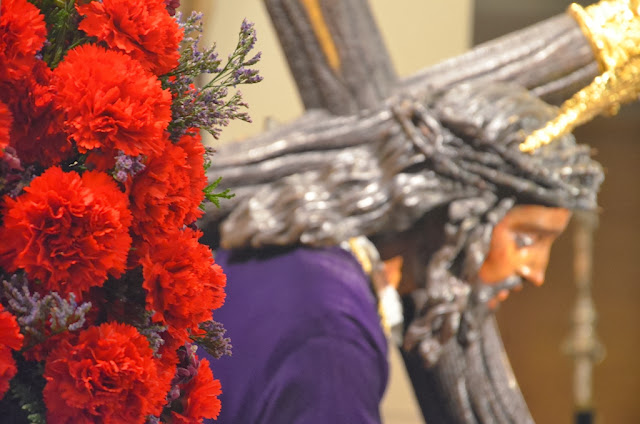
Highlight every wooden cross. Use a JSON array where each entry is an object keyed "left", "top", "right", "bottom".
[{"left": 201, "top": 1, "right": 607, "bottom": 423}]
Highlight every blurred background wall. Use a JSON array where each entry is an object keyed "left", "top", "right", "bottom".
[{"left": 181, "top": 1, "right": 639, "bottom": 423}]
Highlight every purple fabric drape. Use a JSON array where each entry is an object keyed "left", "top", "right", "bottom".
[{"left": 200, "top": 246, "right": 389, "bottom": 424}]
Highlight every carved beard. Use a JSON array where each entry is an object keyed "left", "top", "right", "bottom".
[
  {"left": 473, "top": 274, "right": 524, "bottom": 305},
  {"left": 401, "top": 196, "right": 515, "bottom": 366},
  {"left": 402, "top": 269, "right": 525, "bottom": 368},
  {"left": 402, "top": 260, "right": 535, "bottom": 424}
]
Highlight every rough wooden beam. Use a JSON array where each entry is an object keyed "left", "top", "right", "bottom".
[
  {"left": 264, "top": 0, "right": 397, "bottom": 114},
  {"left": 400, "top": 14, "right": 597, "bottom": 105}
]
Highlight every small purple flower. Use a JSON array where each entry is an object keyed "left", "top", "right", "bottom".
[
  {"left": 113, "top": 151, "right": 146, "bottom": 183},
  {"left": 2, "top": 273, "right": 92, "bottom": 346},
  {"left": 164, "top": 13, "right": 262, "bottom": 141},
  {"left": 189, "top": 319, "right": 232, "bottom": 359}
]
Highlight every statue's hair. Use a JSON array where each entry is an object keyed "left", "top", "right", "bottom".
[{"left": 201, "top": 81, "right": 603, "bottom": 250}]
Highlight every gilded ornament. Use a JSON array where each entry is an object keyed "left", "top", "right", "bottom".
[{"left": 521, "top": 0, "right": 640, "bottom": 152}]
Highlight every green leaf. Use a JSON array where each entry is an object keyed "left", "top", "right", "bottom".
[
  {"left": 201, "top": 177, "right": 235, "bottom": 209},
  {"left": 0, "top": 357, "right": 47, "bottom": 424}
]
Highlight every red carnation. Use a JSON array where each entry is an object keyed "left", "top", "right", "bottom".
[
  {"left": 170, "top": 358, "right": 222, "bottom": 423},
  {"left": 0, "top": 0, "right": 47, "bottom": 83},
  {"left": 129, "top": 134, "right": 206, "bottom": 239},
  {"left": 2, "top": 60, "right": 72, "bottom": 166},
  {"left": 43, "top": 322, "right": 172, "bottom": 424},
  {"left": 0, "top": 167, "right": 132, "bottom": 297},
  {"left": 141, "top": 228, "right": 226, "bottom": 347},
  {"left": 0, "top": 100, "right": 11, "bottom": 150},
  {"left": 0, "top": 304, "right": 23, "bottom": 400},
  {"left": 54, "top": 44, "right": 171, "bottom": 169},
  {"left": 177, "top": 131, "right": 208, "bottom": 217},
  {"left": 77, "top": 0, "right": 183, "bottom": 75}
]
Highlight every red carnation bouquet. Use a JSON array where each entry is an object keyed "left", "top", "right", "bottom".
[{"left": 0, "top": 0, "right": 261, "bottom": 422}]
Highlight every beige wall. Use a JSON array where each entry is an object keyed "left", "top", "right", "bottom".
[{"left": 184, "top": 0, "right": 473, "bottom": 147}]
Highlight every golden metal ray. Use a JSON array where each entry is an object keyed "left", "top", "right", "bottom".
[{"left": 521, "top": 0, "right": 640, "bottom": 152}]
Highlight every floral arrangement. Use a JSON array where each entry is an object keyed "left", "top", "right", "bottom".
[{"left": 0, "top": 0, "right": 261, "bottom": 422}]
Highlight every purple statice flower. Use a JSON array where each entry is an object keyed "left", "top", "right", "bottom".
[
  {"left": 203, "top": 145, "right": 216, "bottom": 169},
  {"left": 49, "top": 292, "right": 91, "bottom": 333},
  {"left": 2, "top": 273, "right": 91, "bottom": 347},
  {"left": 134, "top": 310, "right": 167, "bottom": 357},
  {"left": 164, "top": 13, "right": 262, "bottom": 141},
  {"left": 112, "top": 151, "right": 146, "bottom": 183},
  {"left": 189, "top": 319, "right": 232, "bottom": 359},
  {"left": 227, "top": 20, "right": 263, "bottom": 87}
]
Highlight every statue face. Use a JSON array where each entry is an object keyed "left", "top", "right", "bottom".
[{"left": 478, "top": 205, "right": 571, "bottom": 288}]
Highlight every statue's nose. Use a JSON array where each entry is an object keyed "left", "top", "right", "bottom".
[
  {"left": 517, "top": 264, "right": 546, "bottom": 286},
  {"left": 516, "top": 245, "right": 553, "bottom": 286}
]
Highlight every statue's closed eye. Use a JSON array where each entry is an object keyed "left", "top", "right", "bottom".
[{"left": 514, "top": 232, "right": 536, "bottom": 249}]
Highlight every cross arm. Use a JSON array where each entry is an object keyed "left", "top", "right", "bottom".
[{"left": 400, "top": 14, "right": 597, "bottom": 105}]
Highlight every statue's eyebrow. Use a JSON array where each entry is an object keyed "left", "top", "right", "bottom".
[{"left": 511, "top": 222, "right": 566, "bottom": 236}]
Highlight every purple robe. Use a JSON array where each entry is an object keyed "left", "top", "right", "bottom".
[{"left": 200, "top": 246, "right": 388, "bottom": 423}]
